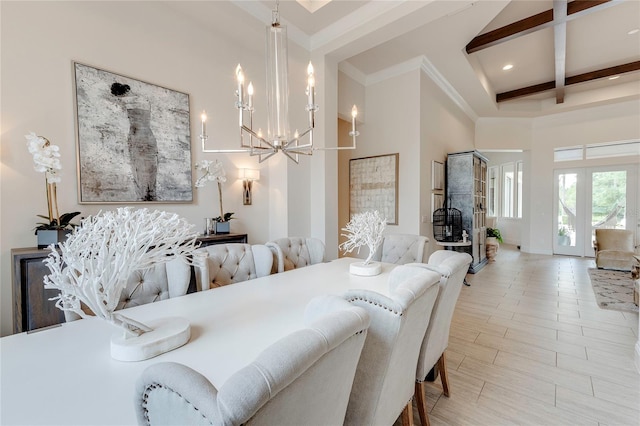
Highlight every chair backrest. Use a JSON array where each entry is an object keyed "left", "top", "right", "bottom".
[
  {"left": 194, "top": 243, "right": 272, "bottom": 290},
  {"left": 117, "top": 257, "right": 191, "bottom": 310},
  {"left": 64, "top": 258, "right": 192, "bottom": 322},
  {"left": 135, "top": 296, "right": 370, "bottom": 426},
  {"left": 342, "top": 265, "right": 440, "bottom": 426},
  {"left": 408, "top": 250, "right": 472, "bottom": 381},
  {"left": 594, "top": 228, "right": 634, "bottom": 252},
  {"left": 266, "top": 237, "right": 325, "bottom": 273},
  {"left": 373, "top": 233, "right": 428, "bottom": 264}
]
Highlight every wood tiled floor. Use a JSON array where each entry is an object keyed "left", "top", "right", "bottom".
[{"left": 406, "top": 245, "right": 639, "bottom": 425}]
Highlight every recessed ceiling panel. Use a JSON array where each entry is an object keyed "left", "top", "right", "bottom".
[
  {"left": 474, "top": 27, "right": 555, "bottom": 93},
  {"left": 566, "top": 0, "right": 640, "bottom": 75}
]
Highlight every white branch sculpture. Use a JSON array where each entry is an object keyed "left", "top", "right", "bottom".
[
  {"left": 43, "top": 207, "right": 199, "bottom": 337},
  {"left": 339, "top": 210, "right": 386, "bottom": 265}
]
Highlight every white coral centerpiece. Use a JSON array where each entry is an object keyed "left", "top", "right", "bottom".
[
  {"left": 339, "top": 210, "right": 386, "bottom": 275},
  {"left": 43, "top": 207, "right": 199, "bottom": 339}
]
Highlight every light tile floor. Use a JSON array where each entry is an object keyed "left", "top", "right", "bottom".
[{"left": 405, "top": 245, "right": 639, "bottom": 425}]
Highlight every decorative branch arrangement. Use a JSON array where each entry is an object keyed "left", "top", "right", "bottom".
[
  {"left": 339, "top": 210, "right": 386, "bottom": 265},
  {"left": 43, "top": 207, "right": 199, "bottom": 337}
]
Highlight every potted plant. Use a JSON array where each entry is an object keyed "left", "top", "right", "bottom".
[
  {"left": 25, "top": 132, "right": 81, "bottom": 247},
  {"left": 486, "top": 227, "right": 503, "bottom": 244},
  {"left": 486, "top": 227, "right": 502, "bottom": 262},
  {"left": 35, "top": 212, "right": 81, "bottom": 247},
  {"left": 558, "top": 226, "right": 571, "bottom": 246},
  {"left": 195, "top": 160, "right": 234, "bottom": 234},
  {"left": 339, "top": 210, "right": 386, "bottom": 276}
]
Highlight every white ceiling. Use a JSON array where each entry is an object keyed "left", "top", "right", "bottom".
[{"left": 179, "top": 0, "right": 640, "bottom": 119}]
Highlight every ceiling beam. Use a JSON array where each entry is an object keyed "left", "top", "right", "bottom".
[
  {"left": 465, "top": 0, "right": 619, "bottom": 54},
  {"left": 553, "top": 0, "right": 568, "bottom": 103},
  {"left": 496, "top": 61, "right": 640, "bottom": 103}
]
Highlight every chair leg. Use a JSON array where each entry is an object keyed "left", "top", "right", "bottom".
[
  {"left": 415, "top": 381, "right": 430, "bottom": 426},
  {"left": 400, "top": 400, "right": 414, "bottom": 426},
  {"left": 437, "top": 353, "right": 450, "bottom": 397}
]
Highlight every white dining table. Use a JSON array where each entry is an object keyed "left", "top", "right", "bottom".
[{"left": 0, "top": 257, "right": 400, "bottom": 426}]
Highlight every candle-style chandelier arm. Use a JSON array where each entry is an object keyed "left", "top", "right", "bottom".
[{"left": 199, "top": 0, "right": 360, "bottom": 163}]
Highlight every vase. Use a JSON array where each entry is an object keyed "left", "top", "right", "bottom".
[
  {"left": 37, "top": 229, "right": 69, "bottom": 248},
  {"left": 215, "top": 221, "right": 230, "bottom": 234},
  {"left": 349, "top": 261, "right": 382, "bottom": 276},
  {"left": 485, "top": 237, "right": 499, "bottom": 262}
]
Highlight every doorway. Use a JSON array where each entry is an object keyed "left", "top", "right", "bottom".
[{"left": 554, "top": 165, "right": 637, "bottom": 256}]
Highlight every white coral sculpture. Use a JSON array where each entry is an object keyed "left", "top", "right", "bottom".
[
  {"left": 43, "top": 207, "right": 199, "bottom": 337},
  {"left": 339, "top": 210, "right": 386, "bottom": 265}
]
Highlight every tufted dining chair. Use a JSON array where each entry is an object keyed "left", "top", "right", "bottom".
[
  {"left": 407, "top": 250, "right": 472, "bottom": 426},
  {"left": 135, "top": 295, "right": 371, "bottom": 426},
  {"left": 64, "top": 258, "right": 192, "bottom": 322},
  {"left": 194, "top": 243, "right": 272, "bottom": 290},
  {"left": 342, "top": 264, "right": 440, "bottom": 426},
  {"left": 373, "top": 233, "right": 428, "bottom": 264},
  {"left": 266, "top": 237, "right": 325, "bottom": 273}
]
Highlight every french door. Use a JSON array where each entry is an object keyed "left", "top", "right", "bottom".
[{"left": 554, "top": 165, "right": 637, "bottom": 256}]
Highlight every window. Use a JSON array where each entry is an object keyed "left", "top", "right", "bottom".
[
  {"left": 498, "top": 161, "right": 522, "bottom": 219},
  {"left": 487, "top": 166, "right": 498, "bottom": 217},
  {"left": 502, "top": 164, "right": 514, "bottom": 217},
  {"left": 554, "top": 140, "right": 639, "bottom": 162},
  {"left": 516, "top": 161, "right": 523, "bottom": 218}
]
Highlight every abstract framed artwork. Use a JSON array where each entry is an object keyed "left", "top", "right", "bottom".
[
  {"left": 349, "top": 153, "right": 399, "bottom": 225},
  {"left": 73, "top": 62, "right": 192, "bottom": 203},
  {"left": 432, "top": 160, "right": 444, "bottom": 191}
]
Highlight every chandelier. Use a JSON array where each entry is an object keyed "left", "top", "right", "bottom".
[{"left": 201, "top": 1, "right": 359, "bottom": 163}]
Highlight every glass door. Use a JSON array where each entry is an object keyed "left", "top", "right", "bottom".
[
  {"left": 584, "top": 166, "right": 636, "bottom": 256},
  {"left": 555, "top": 165, "right": 637, "bottom": 257},
  {"left": 554, "top": 170, "right": 582, "bottom": 256}
]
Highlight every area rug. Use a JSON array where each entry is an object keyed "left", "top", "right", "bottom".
[{"left": 587, "top": 268, "right": 638, "bottom": 313}]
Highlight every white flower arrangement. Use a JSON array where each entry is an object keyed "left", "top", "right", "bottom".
[
  {"left": 339, "top": 210, "right": 387, "bottom": 265},
  {"left": 25, "top": 132, "right": 76, "bottom": 230},
  {"left": 43, "top": 207, "right": 199, "bottom": 337},
  {"left": 195, "top": 159, "right": 233, "bottom": 222}
]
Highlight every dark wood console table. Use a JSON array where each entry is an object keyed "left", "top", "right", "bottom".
[{"left": 11, "top": 233, "right": 248, "bottom": 333}]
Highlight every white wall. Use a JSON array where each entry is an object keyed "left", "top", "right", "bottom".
[
  {"left": 419, "top": 72, "right": 475, "bottom": 256},
  {"left": 476, "top": 100, "right": 640, "bottom": 255},
  {"left": 0, "top": 1, "right": 311, "bottom": 336},
  {"left": 481, "top": 151, "right": 523, "bottom": 246},
  {"left": 336, "top": 67, "right": 475, "bottom": 260}
]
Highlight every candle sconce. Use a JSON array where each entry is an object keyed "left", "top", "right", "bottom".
[{"left": 238, "top": 168, "right": 260, "bottom": 205}]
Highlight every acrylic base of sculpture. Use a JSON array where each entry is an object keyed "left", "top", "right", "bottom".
[
  {"left": 111, "top": 316, "right": 190, "bottom": 362},
  {"left": 350, "top": 261, "right": 382, "bottom": 276}
]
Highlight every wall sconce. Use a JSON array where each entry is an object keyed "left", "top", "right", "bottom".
[{"left": 238, "top": 168, "right": 260, "bottom": 205}]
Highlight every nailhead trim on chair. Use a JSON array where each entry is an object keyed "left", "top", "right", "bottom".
[
  {"left": 346, "top": 296, "right": 402, "bottom": 316},
  {"left": 142, "top": 383, "right": 211, "bottom": 425}
]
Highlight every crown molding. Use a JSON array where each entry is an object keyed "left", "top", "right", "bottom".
[
  {"left": 356, "top": 55, "right": 478, "bottom": 122},
  {"left": 419, "top": 56, "right": 478, "bottom": 122},
  {"left": 338, "top": 61, "right": 367, "bottom": 86}
]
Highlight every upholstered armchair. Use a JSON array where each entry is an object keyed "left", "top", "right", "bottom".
[
  {"left": 135, "top": 296, "right": 370, "bottom": 426},
  {"left": 64, "top": 258, "right": 192, "bottom": 322},
  {"left": 407, "top": 250, "right": 472, "bottom": 426},
  {"left": 342, "top": 265, "right": 440, "bottom": 426},
  {"left": 266, "top": 237, "right": 325, "bottom": 273},
  {"left": 372, "top": 233, "right": 428, "bottom": 264},
  {"left": 194, "top": 243, "right": 272, "bottom": 290},
  {"left": 594, "top": 228, "right": 637, "bottom": 271}
]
